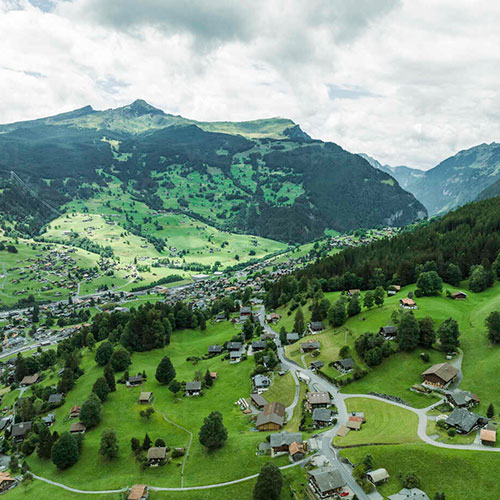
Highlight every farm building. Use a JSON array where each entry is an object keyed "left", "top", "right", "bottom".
[
  {"left": 308, "top": 466, "right": 346, "bottom": 498},
  {"left": 421, "top": 363, "right": 458, "bottom": 388},
  {"left": 256, "top": 401, "right": 285, "bottom": 431}
]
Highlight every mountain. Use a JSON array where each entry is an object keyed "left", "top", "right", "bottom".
[
  {"left": 0, "top": 100, "right": 426, "bottom": 242},
  {"left": 476, "top": 177, "right": 500, "bottom": 201}
]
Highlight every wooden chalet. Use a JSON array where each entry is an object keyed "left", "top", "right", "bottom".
[
  {"left": 400, "top": 297, "right": 417, "bottom": 309},
  {"left": 185, "top": 381, "right": 202, "bottom": 396},
  {"left": 451, "top": 291, "right": 467, "bottom": 300},
  {"left": 128, "top": 375, "right": 143, "bottom": 387},
  {"left": 306, "top": 392, "right": 330, "bottom": 410},
  {"left": 128, "top": 484, "right": 148, "bottom": 500},
  {"left": 147, "top": 446, "right": 167, "bottom": 466},
  {"left": 308, "top": 467, "right": 346, "bottom": 499},
  {"left": 70, "top": 422, "right": 86, "bottom": 434},
  {"left": 480, "top": 427, "right": 496, "bottom": 446},
  {"left": 20, "top": 373, "right": 39, "bottom": 386},
  {"left": 139, "top": 392, "right": 153, "bottom": 404},
  {"left": 0, "top": 472, "right": 15, "bottom": 493},
  {"left": 421, "top": 363, "right": 458, "bottom": 388},
  {"left": 250, "top": 393, "right": 268, "bottom": 409},
  {"left": 301, "top": 340, "right": 320, "bottom": 353},
  {"left": 256, "top": 402, "right": 285, "bottom": 431}
]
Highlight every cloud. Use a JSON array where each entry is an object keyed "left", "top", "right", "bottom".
[{"left": 0, "top": 0, "right": 498, "bottom": 169}]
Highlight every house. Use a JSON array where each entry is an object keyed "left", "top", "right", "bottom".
[
  {"left": 309, "top": 321, "right": 324, "bottom": 333},
  {"left": 251, "top": 340, "right": 267, "bottom": 352},
  {"left": 230, "top": 351, "right": 243, "bottom": 364},
  {"left": 379, "top": 326, "right": 397, "bottom": 339},
  {"left": 346, "top": 419, "right": 362, "bottom": 431},
  {"left": 367, "top": 468, "right": 390, "bottom": 484},
  {"left": 20, "top": 373, "right": 39, "bottom": 386},
  {"left": 270, "top": 431, "right": 303, "bottom": 455},
  {"left": 445, "top": 389, "right": 479, "bottom": 408},
  {"left": 0, "top": 472, "right": 16, "bottom": 493},
  {"left": 267, "top": 313, "right": 281, "bottom": 323},
  {"left": 226, "top": 341, "right": 243, "bottom": 352},
  {"left": 128, "top": 375, "right": 143, "bottom": 387},
  {"left": 480, "top": 427, "right": 496, "bottom": 446},
  {"left": 334, "top": 358, "right": 354, "bottom": 374},
  {"left": 289, "top": 441, "right": 306, "bottom": 461},
  {"left": 400, "top": 298, "right": 417, "bottom": 309},
  {"left": 11, "top": 421, "right": 32, "bottom": 441},
  {"left": 256, "top": 401, "right": 286, "bottom": 431},
  {"left": 312, "top": 408, "right": 335, "bottom": 428},
  {"left": 0, "top": 416, "right": 12, "bottom": 432},
  {"left": 445, "top": 407, "right": 487, "bottom": 434},
  {"left": 310, "top": 360, "right": 324, "bottom": 372},
  {"left": 147, "top": 446, "right": 167, "bottom": 466},
  {"left": 42, "top": 413, "right": 55, "bottom": 426},
  {"left": 286, "top": 333, "right": 299, "bottom": 344},
  {"left": 185, "top": 381, "right": 202, "bottom": 396},
  {"left": 139, "top": 392, "right": 153, "bottom": 404},
  {"left": 240, "top": 306, "right": 252, "bottom": 321},
  {"left": 421, "top": 363, "right": 458, "bottom": 388},
  {"left": 387, "top": 285, "right": 401, "bottom": 296},
  {"left": 48, "top": 393, "right": 64, "bottom": 405},
  {"left": 127, "top": 484, "right": 149, "bottom": 500},
  {"left": 208, "top": 345, "right": 223, "bottom": 355},
  {"left": 308, "top": 466, "right": 346, "bottom": 499},
  {"left": 301, "top": 341, "right": 320, "bottom": 353},
  {"left": 209, "top": 371, "right": 218, "bottom": 380},
  {"left": 388, "top": 488, "right": 430, "bottom": 500},
  {"left": 69, "top": 405, "right": 81, "bottom": 419},
  {"left": 347, "top": 289, "right": 360, "bottom": 296},
  {"left": 70, "top": 422, "right": 86, "bottom": 434},
  {"left": 451, "top": 291, "right": 467, "bottom": 300},
  {"left": 253, "top": 374, "right": 271, "bottom": 390},
  {"left": 307, "top": 392, "right": 330, "bottom": 410},
  {"left": 215, "top": 313, "right": 227, "bottom": 322},
  {"left": 250, "top": 393, "right": 268, "bottom": 409}
]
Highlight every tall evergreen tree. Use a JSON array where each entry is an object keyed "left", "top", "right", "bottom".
[
  {"left": 36, "top": 420, "right": 53, "bottom": 460},
  {"left": 253, "top": 462, "right": 283, "bottom": 500},
  {"left": 51, "top": 432, "right": 79, "bottom": 470},
  {"left": 328, "top": 299, "right": 346, "bottom": 327},
  {"left": 397, "top": 311, "right": 419, "bottom": 351},
  {"left": 104, "top": 363, "right": 116, "bottom": 392},
  {"left": 92, "top": 377, "right": 110, "bottom": 402},
  {"left": 374, "top": 286, "right": 385, "bottom": 307},
  {"left": 94, "top": 341, "right": 113, "bottom": 366},
  {"left": 363, "top": 290, "right": 374, "bottom": 309},
  {"left": 347, "top": 293, "right": 361, "bottom": 317},
  {"left": 99, "top": 429, "right": 119, "bottom": 460},
  {"left": 485, "top": 311, "right": 500, "bottom": 343},
  {"left": 142, "top": 433, "right": 152, "bottom": 450},
  {"left": 438, "top": 318, "right": 460, "bottom": 352},
  {"left": 293, "top": 308, "right": 305, "bottom": 334},
  {"left": 199, "top": 411, "right": 228, "bottom": 449},
  {"left": 418, "top": 316, "right": 436, "bottom": 348},
  {"left": 487, "top": 403, "right": 495, "bottom": 418},
  {"left": 155, "top": 356, "right": 176, "bottom": 385}
]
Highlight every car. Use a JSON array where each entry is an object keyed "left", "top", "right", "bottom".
[{"left": 340, "top": 492, "right": 349, "bottom": 497}]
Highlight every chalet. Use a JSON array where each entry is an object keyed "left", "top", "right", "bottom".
[
  {"left": 253, "top": 374, "right": 271, "bottom": 390},
  {"left": 387, "top": 285, "right": 401, "bottom": 296},
  {"left": 42, "top": 413, "right": 55, "bottom": 426},
  {"left": 422, "top": 363, "right": 458, "bottom": 388},
  {"left": 445, "top": 389, "right": 479, "bottom": 408},
  {"left": 267, "top": 313, "right": 281, "bottom": 323},
  {"left": 289, "top": 441, "right": 306, "bottom": 462},
  {"left": 301, "top": 341, "right": 320, "bottom": 353},
  {"left": 69, "top": 406, "right": 81, "bottom": 419},
  {"left": 310, "top": 360, "right": 324, "bottom": 372},
  {"left": 209, "top": 372, "right": 218, "bottom": 380},
  {"left": 185, "top": 381, "right": 202, "bottom": 396},
  {"left": 128, "top": 375, "right": 143, "bottom": 387},
  {"left": 20, "top": 373, "right": 39, "bottom": 386},
  {"left": 347, "top": 289, "right": 360, "bottom": 296},
  {"left": 11, "top": 422, "right": 32, "bottom": 441},
  {"left": 346, "top": 419, "right": 362, "bottom": 431},
  {"left": 0, "top": 417, "right": 12, "bottom": 432},
  {"left": 480, "top": 427, "right": 496, "bottom": 446},
  {"left": 70, "top": 422, "right": 86, "bottom": 434},
  {"left": 308, "top": 466, "right": 346, "bottom": 499},
  {"left": 312, "top": 408, "right": 335, "bottom": 428},
  {"left": 251, "top": 340, "right": 267, "bottom": 352},
  {"left": 147, "top": 446, "right": 167, "bottom": 466},
  {"left": 367, "top": 468, "right": 390, "bottom": 484},
  {"left": 226, "top": 341, "right": 243, "bottom": 352},
  {"left": 139, "top": 392, "right": 153, "bottom": 404},
  {"left": 250, "top": 393, "right": 268, "bottom": 409},
  {"left": 127, "top": 484, "right": 149, "bottom": 500},
  {"left": 451, "top": 291, "right": 467, "bottom": 300},
  {"left": 208, "top": 345, "right": 223, "bottom": 355},
  {"left": 0, "top": 472, "right": 16, "bottom": 493},
  {"left": 388, "top": 489, "right": 429, "bottom": 500},
  {"left": 334, "top": 358, "right": 354, "bottom": 374},
  {"left": 230, "top": 351, "right": 243, "bottom": 364},
  {"left": 48, "top": 393, "right": 64, "bottom": 405},
  {"left": 446, "top": 407, "right": 487, "bottom": 434},
  {"left": 349, "top": 411, "right": 366, "bottom": 422},
  {"left": 256, "top": 402, "right": 286, "bottom": 431},
  {"left": 379, "top": 326, "right": 397, "bottom": 339},
  {"left": 286, "top": 333, "right": 299, "bottom": 344},
  {"left": 215, "top": 313, "right": 227, "bottom": 322},
  {"left": 270, "top": 431, "right": 303, "bottom": 456},
  {"left": 239, "top": 306, "right": 252, "bottom": 321},
  {"left": 309, "top": 321, "right": 324, "bottom": 333},
  {"left": 306, "top": 392, "right": 330, "bottom": 410},
  {"left": 400, "top": 298, "right": 417, "bottom": 309}
]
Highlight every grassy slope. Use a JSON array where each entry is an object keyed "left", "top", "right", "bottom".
[{"left": 263, "top": 372, "right": 296, "bottom": 407}]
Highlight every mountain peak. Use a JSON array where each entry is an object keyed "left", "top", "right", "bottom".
[{"left": 119, "top": 99, "right": 165, "bottom": 117}]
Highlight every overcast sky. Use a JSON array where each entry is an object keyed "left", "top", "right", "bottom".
[{"left": 1, "top": 0, "right": 499, "bottom": 169}]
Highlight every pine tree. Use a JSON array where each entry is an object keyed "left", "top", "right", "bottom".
[
  {"left": 328, "top": 299, "right": 346, "bottom": 327},
  {"left": 363, "top": 291, "right": 374, "bottom": 309},
  {"left": 94, "top": 341, "right": 113, "bottom": 366},
  {"left": 397, "top": 311, "right": 419, "bottom": 351},
  {"left": 374, "top": 286, "right": 385, "bottom": 307},
  {"left": 51, "top": 432, "right": 79, "bottom": 470},
  {"left": 485, "top": 311, "right": 500, "bottom": 343},
  {"left": 487, "top": 403, "right": 495, "bottom": 418},
  {"left": 80, "top": 394, "right": 102, "bottom": 428},
  {"left": 438, "top": 318, "right": 460, "bottom": 352},
  {"left": 99, "top": 429, "right": 119, "bottom": 460},
  {"left": 92, "top": 377, "right": 110, "bottom": 402},
  {"left": 142, "top": 433, "right": 152, "bottom": 450},
  {"left": 204, "top": 369, "right": 213, "bottom": 387},
  {"left": 36, "top": 420, "right": 53, "bottom": 460},
  {"left": 347, "top": 294, "right": 361, "bottom": 317},
  {"left": 155, "top": 356, "right": 176, "bottom": 385},
  {"left": 86, "top": 332, "right": 96, "bottom": 350},
  {"left": 293, "top": 308, "right": 305, "bottom": 334},
  {"left": 198, "top": 411, "right": 228, "bottom": 449},
  {"left": 418, "top": 316, "right": 436, "bottom": 348},
  {"left": 104, "top": 363, "right": 116, "bottom": 392},
  {"left": 253, "top": 462, "right": 283, "bottom": 500}
]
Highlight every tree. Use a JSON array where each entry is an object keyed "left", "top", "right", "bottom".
[
  {"left": 9, "top": 455, "right": 19, "bottom": 474},
  {"left": 362, "top": 454, "right": 373, "bottom": 470},
  {"left": 469, "top": 265, "right": 488, "bottom": 292},
  {"left": 253, "top": 462, "right": 283, "bottom": 500},
  {"left": 130, "top": 437, "right": 140, "bottom": 454},
  {"left": 104, "top": 363, "right": 116, "bottom": 392},
  {"left": 397, "top": 311, "right": 419, "bottom": 351},
  {"left": 80, "top": 394, "right": 102, "bottom": 428},
  {"left": 198, "top": 411, "right": 228, "bottom": 449},
  {"left": 402, "top": 472, "right": 421, "bottom": 489},
  {"left": 347, "top": 293, "right": 361, "bottom": 317},
  {"left": 242, "top": 318, "right": 254, "bottom": 341},
  {"left": 20, "top": 472, "right": 33, "bottom": 491},
  {"left": 438, "top": 318, "right": 460, "bottom": 352},
  {"left": 32, "top": 304, "right": 39, "bottom": 324},
  {"left": 204, "top": 369, "right": 213, "bottom": 388},
  {"left": 487, "top": 403, "right": 495, "bottom": 418},
  {"left": 433, "top": 493, "right": 446, "bottom": 500},
  {"left": 293, "top": 308, "right": 305, "bottom": 334},
  {"left": 328, "top": 299, "right": 346, "bottom": 327},
  {"left": 110, "top": 347, "right": 131, "bottom": 372},
  {"left": 36, "top": 420, "right": 53, "bottom": 460},
  {"left": 140, "top": 407, "right": 155, "bottom": 420},
  {"left": 485, "top": 311, "right": 500, "bottom": 343},
  {"left": 51, "top": 432, "right": 79, "bottom": 469},
  {"left": 363, "top": 291, "right": 374, "bottom": 310},
  {"left": 92, "top": 377, "right": 110, "bottom": 402},
  {"left": 155, "top": 356, "right": 176, "bottom": 385},
  {"left": 418, "top": 316, "right": 436, "bottom": 348},
  {"left": 374, "top": 286, "right": 385, "bottom": 307},
  {"left": 339, "top": 345, "right": 350, "bottom": 358},
  {"left": 155, "top": 438, "right": 166, "bottom": 447},
  {"left": 415, "top": 271, "right": 443, "bottom": 296},
  {"left": 99, "top": 429, "right": 119, "bottom": 460},
  {"left": 95, "top": 341, "right": 113, "bottom": 366},
  {"left": 169, "top": 379, "right": 182, "bottom": 395},
  {"left": 86, "top": 332, "right": 96, "bottom": 350},
  {"left": 446, "top": 263, "right": 462, "bottom": 286},
  {"left": 142, "top": 433, "right": 152, "bottom": 450}
]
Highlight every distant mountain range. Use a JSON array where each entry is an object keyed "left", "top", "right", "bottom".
[
  {"left": 0, "top": 100, "right": 425, "bottom": 242},
  {"left": 361, "top": 142, "right": 500, "bottom": 215}
]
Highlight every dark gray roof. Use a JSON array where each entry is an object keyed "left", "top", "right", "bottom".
[
  {"left": 380, "top": 326, "right": 397, "bottom": 334},
  {"left": 446, "top": 390, "right": 479, "bottom": 406},
  {"left": 311, "top": 360, "right": 324, "bottom": 369},
  {"left": 446, "top": 407, "right": 484, "bottom": 433},
  {"left": 12, "top": 421, "right": 32, "bottom": 437},
  {"left": 270, "top": 431, "right": 303, "bottom": 447},
  {"left": 227, "top": 342, "right": 243, "bottom": 350},
  {"left": 388, "top": 488, "right": 430, "bottom": 500},
  {"left": 337, "top": 358, "right": 354, "bottom": 370},
  {"left": 309, "top": 467, "right": 346, "bottom": 493},
  {"left": 185, "top": 381, "right": 202, "bottom": 391},
  {"left": 48, "top": 393, "right": 63, "bottom": 404},
  {"left": 286, "top": 333, "right": 299, "bottom": 341},
  {"left": 310, "top": 322, "right": 324, "bottom": 330},
  {"left": 208, "top": 345, "right": 223, "bottom": 353},
  {"left": 250, "top": 393, "right": 268, "bottom": 407},
  {"left": 312, "top": 408, "right": 334, "bottom": 422},
  {"left": 253, "top": 374, "right": 271, "bottom": 387},
  {"left": 251, "top": 341, "right": 266, "bottom": 349},
  {"left": 302, "top": 341, "right": 320, "bottom": 350}
]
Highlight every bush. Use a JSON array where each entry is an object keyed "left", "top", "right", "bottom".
[{"left": 447, "top": 428, "right": 456, "bottom": 437}]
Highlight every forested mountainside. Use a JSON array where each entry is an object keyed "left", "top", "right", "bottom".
[
  {"left": 0, "top": 100, "right": 425, "bottom": 242},
  {"left": 265, "top": 197, "right": 500, "bottom": 307}
]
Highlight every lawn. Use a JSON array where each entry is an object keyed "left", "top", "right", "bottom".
[
  {"left": 287, "top": 382, "right": 307, "bottom": 432},
  {"left": 263, "top": 372, "right": 296, "bottom": 407},
  {"left": 426, "top": 420, "right": 476, "bottom": 445},
  {"left": 339, "top": 444, "right": 500, "bottom": 500},
  {"left": 333, "top": 397, "right": 420, "bottom": 447}
]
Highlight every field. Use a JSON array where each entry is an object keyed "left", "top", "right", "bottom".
[
  {"left": 263, "top": 372, "right": 296, "bottom": 407},
  {"left": 340, "top": 444, "right": 500, "bottom": 500},
  {"left": 333, "top": 397, "right": 420, "bottom": 446}
]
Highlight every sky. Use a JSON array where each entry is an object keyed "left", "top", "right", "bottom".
[{"left": 1, "top": 0, "right": 499, "bottom": 170}]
